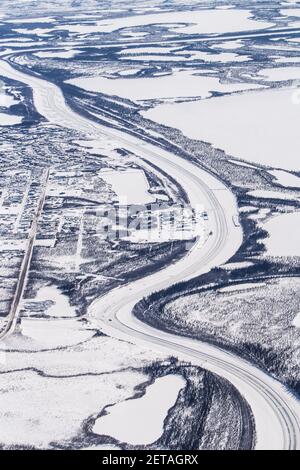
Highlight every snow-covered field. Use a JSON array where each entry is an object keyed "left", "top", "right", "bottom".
[
  {"left": 293, "top": 312, "right": 300, "bottom": 327},
  {"left": 118, "top": 49, "right": 251, "bottom": 63},
  {"left": 258, "top": 66, "right": 300, "bottom": 81},
  {"left": 0, "top": 0, "right": 300, "bottom": 452},
  {"left": 26, "top": 285, "right": 77, "bottom": 317},
  {"left": 34, "top": 50, "right": 81, "bottom": 59},
  {"left": 269, "top": 169, "right": 300, "bottom": 188},
  {"left": 0, "top": 88, "right": 19, "bottom": 107},
  {"left": 93, "top": 374, "right": 185, "bottom": 445},
  {"left": 0, "top": 113, "right": 22, "bottom": 125},
  {"left": 0, "top": 335, "right": 162, "bottom": 448},
  {"left": 52, "top": 9, "right": 274, "bottom": 36},
  {"left": 262, "top": 212, "right": 300, "bottom": 257},
  {"left": 247, "top": 189, "right": 299, "bottom": 200},
  {"left": 143, "top": 87, "right": 300, "bottom": 170},
  {"left": 99, "top": 168, "right": 156, "bottom": 204},
  {"left": 67, "top": 70, "right": 263, "bottom": 102},
  {"left": 161, "top": 276, "right": 300, "bottom": 394},
  {"left": 19, "top": 318, "right": 94, "bottom": 349}
]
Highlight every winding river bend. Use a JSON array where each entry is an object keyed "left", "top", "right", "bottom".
[{"left": 0, "top": 57, "right": 299, "bottom": 450}]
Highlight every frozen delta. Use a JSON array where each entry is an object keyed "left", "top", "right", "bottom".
[{"left": 0, "top": 0, "right": 299, "bottom": 454}]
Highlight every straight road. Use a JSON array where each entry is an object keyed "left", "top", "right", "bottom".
[{"left": 0, "top": 168, "right": 50, "bottom": 340}]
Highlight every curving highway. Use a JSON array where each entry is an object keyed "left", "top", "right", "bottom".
[{"left": 0, "top": 57, "right": 299, "bottom": 450}]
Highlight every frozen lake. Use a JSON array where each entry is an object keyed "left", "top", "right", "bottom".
[
  {"left": 262, "top": 212, "right": 300, "bottom": 257},
  {"left": 143, "top": 87, "right": 300, "bottom": 170},
  {"left": 67, "top": 70, "right": 263, "bottom": 102},
  {"left": 55, "top": 9, "right": 273, "bottom": 35},
  {"left": 93, "top": 374, "right": 186, "bottom": 445}
]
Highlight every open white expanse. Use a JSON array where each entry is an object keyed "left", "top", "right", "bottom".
[
  {"left": 218, "top": 40, "right": 243, "bottom": 49},
  {"left": 186, "top": 50, "right": 249, "bottom": 62},
  {"left": 293, "top": 312, "right": 300, "bottom": 327},
  {"left": 219, "top": 282, "right": 266, "bottom": 293},
  {"left": 248, "top": 189, "right": 299, "bottom": 200},
  {"left": 269, "top": 169, "right": 300, "bottom": 188},
  {"left": 258, "top": 66, "right": 300, "bottom": 81},
  {"left": 19, "top": 318, "right": 94, "bottom": 349},
  {"left": 99, "top": 168, "right": 155, "bottom": 204},
  {"left": 119, "top": 48, "right": 250, "bottom": 62},
  {"left": 119, "top": 46, "right": 174, "bottom": 55},
  {"left": 58, "top": 9, "right": 273, "bottom": 35},
  {"left": 0, "top": 113, "right": 22, "bottom": 125},
  {"left": 31, "top": 285, "right": 77, "bottom": 317},
  {"left": 0, "top": 91, "right": 18, "bottom": 107},
  {"left": 143, "top": 87, "right": 300, "bottom": 170},
  {"left": 263, "top": 212, "right": 300, "bottom": 257},
  {"left": 13, "top": 28, "right": 54, "bottom": 35},
  {"left": 34, "top": 49, "right": 80, "bottom": 59},
  {"left": 275, "top": 57, "right": 300, "bottom": 63},
  {"left": 93, "top": 375, "right": 185, "bottom": 445},
  {"left": 0, "top": 343, "right": 155, "bottom": 448},
  {"left": 67, "top": 70, "right": 263, "bottom": 102},
  {"left": 7, "top": 17, "right": 56, "bottom": 24},
  {"left": 280, "top": 8, "right": 300, "bottom": 18}
]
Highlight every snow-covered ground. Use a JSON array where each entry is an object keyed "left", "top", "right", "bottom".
[
  {"left": 275, "top": 57, "right": 300, "bottom": 63},
  {"left": 221, "top": 261, "right": 254, "bottom": 270},
  {"left": 269, "top": 170, "right": 300, "bottom": 188},
  {"left": 0, "top": 0, "right": 300, "bottom": 452},
  {"left": 258, "top": 66, "right": 300, "bottom": 81},
  {"left": 248, "top": 189, "right": 299, "bottom": 200},
  {"left": 34, "top": 50, "right": 80, "bottom": 59},
  {"left": 19, "top": 318, "right": 94, "bottom": 349},
  {"left": 262, "top": 212, "right": 300, "bottom": 257},
  {"left": 280, "top": 8, "right": 300, "bottom": 19},
  {"left": 73, "top": 139, "right": 119, "bottom": 159},
  {"left": 93, "top": 374, "right": 185, "bottom": 445},
  {"left": 13, "top": 27, "right": 54, "bottom": 36},
  {"left": 67, "top": 70, "right": 263, "bottom": 102},
  {"left": 293, "top": 312, "right": 300, "bottom": 327},
  {"left": 0, "top": 334, "right": 162, "bottom": 448},
  {"left": 219, "top": 282, "right": 266, "bottom": 293},
  {"left": 6, "top": 17, "right": 56, "bottom": 24},
  {"left": 0, "top": 88, "right": 19, "bottom": 107},
  {"left": 99, "top": 168, "right": 156, "bottom": 204},
  {"left": 0, "top": 113, "right": 22, "bottom": 126},
  {"left": 143, "top": 87, "right": 300, "bottom": 170},
  {"left": 28, "top": 285, "right": 77, "bottom": 317},
  {"left": 52, "top": 9, "right": 274, "bottom": 35},
  {"left": 119, "top": 49, "right": 250, "bottom": 63}
]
